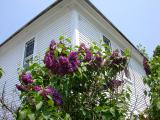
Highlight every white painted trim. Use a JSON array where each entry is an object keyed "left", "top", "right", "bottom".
[{"left": 71, "top": 10, "right": 79, "bottom": 46}]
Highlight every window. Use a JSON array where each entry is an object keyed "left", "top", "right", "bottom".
[
  {"left": 103, "top": 35, "right": 111, "bottom": 51},
  {"left": 23, "top": 38, "right": 35, "bottom": 67},
  {"left": 120, "top": 49, "right": 125, "bottom": 56}
]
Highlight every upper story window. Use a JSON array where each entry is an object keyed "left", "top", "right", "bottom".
[
  {"left": 103, "top": 35, "right": 111, "bottom": 51},
  {"left": 23, "top": 38, "right": 35, "bottom": 67},
  {"left": 120, "top": 49, "right": 125, "bottom": 56}
]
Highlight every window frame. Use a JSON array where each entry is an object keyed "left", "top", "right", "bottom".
[
  {"left": 23, "top": 38, "right": 35, "bottom": 67},
  {"left": 102, "top": 35, "right": 112, "bottom": 52}
]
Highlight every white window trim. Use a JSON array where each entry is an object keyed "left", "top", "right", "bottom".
[{"left": 23, "top": 37, "right": 35, "bottom": 67}]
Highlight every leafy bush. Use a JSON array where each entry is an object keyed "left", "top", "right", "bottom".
[
  {"left": 15, "top": 37, "right": 131, "bottom": 120},
  {"left": 143, "top": 45, "right": 160, "bottom": 120},
  {"left": 137, "top": 44, "right": 149, "bottom": 59},
  {"left": 153, "top": 45, "right": 160, "bottom": 57},
  {"left": 0, "top": 67, "right": 3, "bottom": 78}
]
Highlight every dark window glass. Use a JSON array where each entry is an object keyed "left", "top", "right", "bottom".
[
  {"left": 121, "top": 50, "right": 125, "bottom": 56},
  {"left": 25, "top": 40, "right": 34, "bottom": 57},
  {"left": 103, "top": 35, "right": 111, "bottom": 51},
  {"left": 23, "top": 38, "right": 34, "bottom": 67},
  {"left": 103, "top": 36, "right": 111, "bottom": 47}
]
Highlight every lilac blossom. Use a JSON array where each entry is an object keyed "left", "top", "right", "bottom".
[
  {"left": 44, "top": 51, "right": 54, "bottom": 69},
  {"left": 21, "top": 73, "right": 33, "bottom": 84},
  {"left": 110, "top": 49, "right": 119, "bottom": 59},
  {"left": 143, "top": 57, "right": 150, "bottom": 75},
  {"left": 58, "top": 56, "right": 70, "bottom": 75},
  {"left": 44, "top": 41, "right": 81, "bottom": 76},
  {"left": 94, "top": 52, "right": 103, "bottom": 66},
  {"left": 78, "top": 43, "right": 87, "bottom": 52},
  {"left": 78, "top": 43, "right": 92, "bottom": 62},
  {"left": 107, "top": 79, "right": 124, "bottom": 91},
  {"left": 16, "top": 84, "right": 27, "bottom": 91},
  {"left": 68, "top": 52, "right": 78, "bottom": 61},
  {"left": 33, "top": 86, "right": 42, "bottom": 92},
  {"left": 68, "top": 52, "right": 79, "bottom": 72},
  {"left": 41, "top": 86, "right": 63, "bottom": 106},
  {"left": 51, "top": 59, "right": 59, "bottom": 74},
  {"left": 50, "top": 40, "right": 57, "bottom": 51},
  {"left": 84, "top": 49, "right": 92, "bottom": 62}
]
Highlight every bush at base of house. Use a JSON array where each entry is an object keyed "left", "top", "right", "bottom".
[
  {"left": 0, "top": 67, "right": 3, "bottom": 78},
  {"left": 15, "top": 37, "right": 132, "bottom": 120},
  {"left": 143, "top": 45, "right": 160, "bottom": 120}
]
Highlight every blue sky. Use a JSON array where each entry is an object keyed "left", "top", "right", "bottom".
[{"left": 0, "top": 0, "right": 160, "bottom": 56}]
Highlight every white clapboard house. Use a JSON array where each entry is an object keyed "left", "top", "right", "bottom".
[{"left": 0, "top": 0, "right": 149, "bottom": 115}]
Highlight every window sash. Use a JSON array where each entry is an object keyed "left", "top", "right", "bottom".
[
  {"left": 23, "top": 38, "right": 34, "bottom": 67},
  {"left": 103, "top": 36, "right": 111, "bottom": 47}
]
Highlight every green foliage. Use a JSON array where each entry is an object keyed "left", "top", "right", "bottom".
[
  {"left": 143, "top": 45, "right": 160, "bottom": 120},
  {"left": 0, "top": 67, "right": 3, "bottom": 78},
  {"left": 153, "top": 45, "right": 160, "bottom": 57},
  {"left": 15, "top": 37, "right": 131, "bottom": 120},
  {"left": 137, "top": 43, "right": 149, "bottom": 59}
]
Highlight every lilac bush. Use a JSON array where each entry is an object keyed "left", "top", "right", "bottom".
[
  {"left": 0, "top": 67, "right": 3, "bottom": 78},
  {"left": 15, "top": 37, "right": 131, "bottom": 120}
]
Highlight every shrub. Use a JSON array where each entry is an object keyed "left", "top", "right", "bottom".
[
  {"left": 153, "top": 45, "right": 160, "bottom": 57},
  {"left": 143, "top": 45, "right": 160, "bottom": 120},
  {"left": 0, "top": 67, "right": 3, "bottom": 78},
  {"left": 15, "top": 37, "right": 131, "bottom": 120}
]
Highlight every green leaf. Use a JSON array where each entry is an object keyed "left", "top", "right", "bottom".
[
  {"left": 59, "top": 36, "right": 64, "bottom": 40},
  {"left": 110, "top": 107, "right": 115, "bottom": 116},
  {"left": 66, "top": 38, "right": 71, "bottom": 43},
  {"left": 28, "top": 114, "right": 35, "bottom": 120},
  {"left": 47, "top": 95, "right": 52, "bottom": 100},
  {"left": 64, "top": 114, "right": 71, "bottom": 120},
  {"left": 36, "top": 101, "right": 43, "bottom": 111},
  {"left": 157, "top": 101, "right": 160, "bottom": 109},
  {"left": 124, "top": 49, "right": 130, "bottom": 57},
  {"left": 126, "top": 93, "right": 130, "bottom": 100},
  {"left": 19, "top": 110, "right": 27, "bottom": 120},
  {"left": 48, "top": 99, "right": 54, "bottom": 107}
]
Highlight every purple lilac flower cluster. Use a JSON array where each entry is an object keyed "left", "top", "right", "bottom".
[
  {"left": 44, "top": 40, "right": 79, "bottom": 76},
  {"left": 40, "top": 86, "right": 62, "bottom": 106},
  {"left": 105, "top": 79, "right": 124, "bottom": 91},
  {"left": 78, "top": 43, "right": 104, "bottom": 69},
  {"left": 16, "top": 73, "right": 34, "bottom": 91},
  {"left": 143, "top": 57, "right": 150, "bottom": 75},
  {"left": 16, "top": 72, "right": 62, "bottom": 106},
  {"left": 44, "top": 41, "right": 110, "bottom": 74},
  {"left": 109, "top": 49, "right": 127, "bottom": 70},
  {"left": 78, "top": 43, "right": 92, "bottom": 62}
]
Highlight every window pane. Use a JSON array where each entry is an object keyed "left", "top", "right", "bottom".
[
  {"left": 25, "top": 40, "right": 34, "bottom": 57},
  {"left": 24, "top": 38, "right": 34, "bottom": 67},
  {"left": 103, "top": 36, "right": 111, "bottom": 47}
]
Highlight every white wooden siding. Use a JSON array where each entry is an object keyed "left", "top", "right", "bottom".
[
  {"left": 79, "top": 15, "right": 101, "bottom": 47},
  {"left": 36, "top": 11, "right": 73, "bottom": 60}
]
